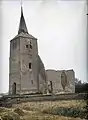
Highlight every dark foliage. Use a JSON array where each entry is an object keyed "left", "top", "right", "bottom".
[
  {"left": 43, "top": 107, "right": 87, "bottom": 119},
  {"left": 14, "top": 108, "right": 24, "bottom": 116},
  {"left": 75, "top": 83, "right": 88, "bottom": 93}
]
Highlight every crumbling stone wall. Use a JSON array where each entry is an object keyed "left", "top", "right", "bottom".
[
  {"left": 46, "top": 69, "right": 75, "bottom": 94},
  {"left": 38, "top": 55, "right": 47, "bottom": 93}
]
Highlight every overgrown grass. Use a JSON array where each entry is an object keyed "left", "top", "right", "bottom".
[
  {"left": 0, "top": 100, "right": 87, "bottom": 120},
  {"left": 0, "top": 111, "right": 20, "bottom": 120}
]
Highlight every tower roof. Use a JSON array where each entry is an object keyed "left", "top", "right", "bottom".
[
  {"left": 11, "top": 6, "right": 37, "bottom": 41},
  {"left": 18, "top": 7, "right": 28, "bottom": 34}
]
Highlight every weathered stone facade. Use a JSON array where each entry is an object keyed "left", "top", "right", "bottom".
[
  {"left": 9, "top": 7, "right": 46, "bottom": 94},
  {"left": 46, "top": 69, "right": 75, "bottom": 94},
  {"left": 9, "top": 7, "right": 75, "bottom": 95}
]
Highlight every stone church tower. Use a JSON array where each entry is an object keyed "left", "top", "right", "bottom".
[
  {"left": 9, "top": 6, "right": 75, "bottom": 95},
  {"left": 9, "top": 7, "right": 47, "bottom": 94}
]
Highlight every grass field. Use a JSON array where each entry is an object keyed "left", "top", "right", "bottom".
[{"left": 0, "top": 100, "right": 87, "bottom": 120}]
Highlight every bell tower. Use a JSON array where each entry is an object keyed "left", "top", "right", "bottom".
[{"left": 9, "top": 6, "right": 39, "bottom": 94}]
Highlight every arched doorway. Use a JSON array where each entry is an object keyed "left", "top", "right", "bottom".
[{"left": 12, "top": 82, "right": 16, "bottom": 95}]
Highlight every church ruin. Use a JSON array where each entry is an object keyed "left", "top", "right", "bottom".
[{"left": 9, "top": 7, "right": 75, "bottom": 95}]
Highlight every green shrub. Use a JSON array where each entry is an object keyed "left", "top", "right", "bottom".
[
  {"left": 42, "top": 107, "right": 86, "bottom": 119},
  {"left": 14, "top": 108, "right": 24, "bottom": 116}
]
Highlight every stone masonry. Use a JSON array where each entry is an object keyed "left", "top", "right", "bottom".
[{"left": 9, "top": 7, "right": 75, "bottom": 95}]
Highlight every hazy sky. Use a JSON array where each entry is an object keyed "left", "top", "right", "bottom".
[{"left": 0, "top": 0, "right": 87, "bottom": 93}]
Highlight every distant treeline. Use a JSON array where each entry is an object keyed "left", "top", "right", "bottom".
[{"left": 75, "top": 83, "right": 88, "bottom": 93}]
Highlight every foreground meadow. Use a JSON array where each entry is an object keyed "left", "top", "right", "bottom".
[{"left": 0, "top": 100, "right": 87, "bottom": 120}]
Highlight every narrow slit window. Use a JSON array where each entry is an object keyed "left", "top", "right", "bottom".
[
  {"left": 29, "top": 63, "right": 32, "bottom": 69},
  {"left": 31, "top": 80, "right": 33, "bottom": 84}
]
